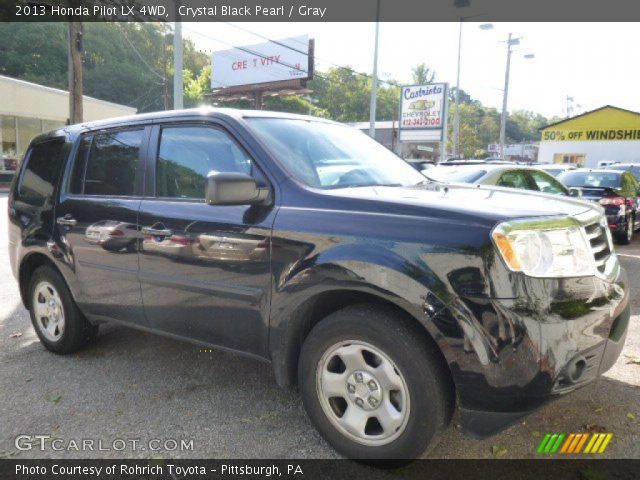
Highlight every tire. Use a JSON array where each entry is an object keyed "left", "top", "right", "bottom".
[
  {"left": 616, "top": 215, "right": 633, "bottom": 245},
  {"left": 298, "top": 304, "right": 453, "bottom": 463},
  {"left": 28, "top": 265, "right": 98, "bottom": 354}
]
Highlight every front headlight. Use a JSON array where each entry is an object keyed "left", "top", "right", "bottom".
[{"left": 492, "top": 217, "right": 594, "bottom": 278}]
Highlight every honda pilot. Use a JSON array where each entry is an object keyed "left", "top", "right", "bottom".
[{"left": 8, "top": 109, "right": 630, "bottom": 461}]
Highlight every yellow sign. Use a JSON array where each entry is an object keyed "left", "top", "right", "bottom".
[{"left": 540, "top": 106, "right": 640, "bottom": 142}]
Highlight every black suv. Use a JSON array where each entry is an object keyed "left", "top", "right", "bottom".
[{"left": 8, "top": 109, "right": 630, "bottom": 461}]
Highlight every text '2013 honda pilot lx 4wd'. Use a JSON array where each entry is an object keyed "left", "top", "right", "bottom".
[{"left": 8, "top": 109, "right": 630, "bottom": 461}]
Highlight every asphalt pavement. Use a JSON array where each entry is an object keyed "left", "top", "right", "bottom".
[{"left": 0, "top": 193, "right": 638, "bottom": 459}]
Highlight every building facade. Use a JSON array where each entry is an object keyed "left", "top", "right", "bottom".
[
  {"left": 538, "top": 105, "right": 640, "bottom": 167},
  {"left": 0, "top": 75, "right": 136, "bottom": 173}
]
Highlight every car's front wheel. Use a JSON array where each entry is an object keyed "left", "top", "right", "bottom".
[
  {"left": 298, "top": 304, "right": 453, "bottom": 462},
  {"left": 28, "top": 265, "right": 98, "bottom": 354}
]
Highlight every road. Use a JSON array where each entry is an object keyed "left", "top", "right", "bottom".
[{"left": 0, "top": 193, "right": 638, "bottom": 459}]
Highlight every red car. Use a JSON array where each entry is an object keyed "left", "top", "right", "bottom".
[{"left": 559, "top": 169, "right": 640, "bottom": 244}]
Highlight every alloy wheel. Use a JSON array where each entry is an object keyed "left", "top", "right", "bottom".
[{"left": 32, "top": 281, "right": 65, "bottom": 342}]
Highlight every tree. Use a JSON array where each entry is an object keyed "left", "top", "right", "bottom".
[
  {"left": 306, "top": 67, "right": 399, "bottom": 122},
  {"left": 0, "top": 22, "right": 209, "bottom": 113},
  {"left": 411, "top": 63, "right": 436, "bottom": 84},
  {"left": 449, "top": 87, "right": 479, "bottom": 106}
]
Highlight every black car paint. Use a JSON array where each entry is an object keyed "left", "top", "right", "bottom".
[{"left": 8, "top": 109, "right": 630, "bottom": 439}]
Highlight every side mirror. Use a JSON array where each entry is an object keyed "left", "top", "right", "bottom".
[
  {"left": 205, "top": 172, "right": 269, "bottom": 206},
  {"left": 568, "top": 187, "right": 582, "bottom": 197}
]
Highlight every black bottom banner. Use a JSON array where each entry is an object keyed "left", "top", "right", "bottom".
[{"left": 0, "top": 459, "right": 638, "bottom": 480}]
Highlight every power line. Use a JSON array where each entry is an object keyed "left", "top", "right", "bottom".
[
  {"left": 184, "top": 25, "right": 401, "bottom": 94},
  {"left": 184, "top": 26, "right": 307, "bottom": 77},
  {"left": 120, "top": 25, "right": 165, "bottom": 81},
  {"left": 222, "top": 22, "right": 402, "bottom": 88}
]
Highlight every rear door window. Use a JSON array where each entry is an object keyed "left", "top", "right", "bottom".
[
  {"left": 18, "top": 138, "right": 66, "bottom": 206},
  {"left": 81, "top": 130, "right": 144, "bottom": 196},
  {"left": 528, "top": 170, "right": 568, "bottom": 195}
]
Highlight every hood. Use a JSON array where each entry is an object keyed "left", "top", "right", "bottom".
[{"left": 321, "top": 183, "right": 600, "bottom": 225}]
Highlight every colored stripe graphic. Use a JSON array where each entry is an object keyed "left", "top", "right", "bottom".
[
  {"left": 538, "top": 433, "right": 613, "bottom": 454},
  {"left": 536, "top": 433, "right": 565, "bottom": 453},
  {"left": 560, "top": 433, "right": 575, "bottom": 453},
  {"left": 574, "top": 433, "right": 589, "bottom": 453}
]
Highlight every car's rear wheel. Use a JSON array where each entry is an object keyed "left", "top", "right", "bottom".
[
  {"left": 617, "top": 215, "right": 634, "bottom": 244},
  {"left": 28, "top": 265, "right": 98, "bottom": 354},
  {"left": 298, "top": 304, "right": 453, "bottom": 463}
]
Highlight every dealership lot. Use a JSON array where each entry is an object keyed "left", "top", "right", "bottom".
[{"left": 0, "top": 193, "right": 637, "bottom": 460}]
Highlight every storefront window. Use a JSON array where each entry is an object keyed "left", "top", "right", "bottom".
[{"left": 1, "top": 115, "right": 17, "bottom": 171}]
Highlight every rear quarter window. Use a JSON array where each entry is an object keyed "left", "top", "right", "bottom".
[{"left": 18, "top": 138, "right": 66, "bottom": 206}]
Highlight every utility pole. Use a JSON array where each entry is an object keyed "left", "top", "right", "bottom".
[
  {"left": 68, "top": 21, "right": 84, "bottom": 124},
  {"left": 173, "top": 1, "right": 184, "bottom": 110},
  {"left": 565, "top": 96, "right": 580, "bottom": 118},
  {"left": 368, "top": 0, "right": 380, "bottom": 138},
  {"left": 499, "top": 33, "right": 516, "bottom": 160},
  {"left": 452, "top": 20, "right": 463, "bottom": 158},
  {"left": 162, "top": 32, "right": 170, "bottom": 110}
]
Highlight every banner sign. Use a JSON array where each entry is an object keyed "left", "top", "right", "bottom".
[{"left": 212, "top": 35, "right": 310, "bottom": 89}]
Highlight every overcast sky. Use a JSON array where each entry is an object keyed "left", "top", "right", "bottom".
[{"left": 184, "top": 22, "right": 639, "bottom": 119}]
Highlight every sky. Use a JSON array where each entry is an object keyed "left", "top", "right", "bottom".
[{"left": 184, "top": 22, "right": 640, "bottom": 119}]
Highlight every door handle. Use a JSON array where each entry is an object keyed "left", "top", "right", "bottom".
[
  {"left": 141, "top": 226, "right": 173, "bottom": 237},
  {"left": 56, "top": 215, "right": 77, "bottom": 227}
]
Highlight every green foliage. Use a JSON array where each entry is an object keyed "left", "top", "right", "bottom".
[
  {"left": 411, "top": 63, "right": 436, "bottom": 84},
  {"left": 448, "top": 92, "right": 547, "bottom": 158},
  {"left": 0, "top": 22, "right": 208, "bottom": 113},
  {"left": 0, "top": 22, "right": 552, "bottom": 152},
  {"left": 306, "top": 67, "right": 399, "bottom": 122}
]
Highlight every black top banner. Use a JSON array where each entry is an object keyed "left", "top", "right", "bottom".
[{"left": 2, "top": 0, "right": 640, "bottom": 22}]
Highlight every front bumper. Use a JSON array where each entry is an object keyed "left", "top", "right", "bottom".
[{"left": 436, "top": 264, "right": 630, "bottom": 438}]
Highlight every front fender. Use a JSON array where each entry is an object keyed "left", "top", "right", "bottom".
[{"left": 268, "top": 241, "right": 458, "bottom": 387}]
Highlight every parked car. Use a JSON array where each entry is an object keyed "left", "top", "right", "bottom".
[
  {"left": 539, "top": 164, "right": 578, "bottom": 177},
  {"left": 559, "top": 168, "right": 640, "bottom": 244},
  {"left": 607, "top": 163, "right": 640, "bottom": 182},
  {"left": 8, "top": 109, "right": 629, "bottom": 462},
  {"left": 425, "top": 164, "right": 577, "bottom": 196}
]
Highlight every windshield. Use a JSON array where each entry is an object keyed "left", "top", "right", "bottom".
[
  {"left": 247, "top": 118, "right": 425, "bottom": 189},
  {"left": 559, "top": 171, "right": 622, "bottom": 189},
  {"left": 425, "top": 167, "right": 487, "bottom": 183}
]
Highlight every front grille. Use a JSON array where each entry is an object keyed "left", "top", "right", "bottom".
[{"left": 583, "top": 220, "right": 612, "bottom": 274}]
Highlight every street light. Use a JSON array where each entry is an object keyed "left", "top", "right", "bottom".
[
  {"left": 480, "top": 24, "right": 534, "bottom": 159},
  {"left": 369, "top": 0, "right": 381, "bottom": 138},
  {"left": 451, "top": 0, "right": 475, "bottom": 159}
]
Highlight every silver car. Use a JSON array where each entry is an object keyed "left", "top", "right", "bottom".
[{"left": 426, "top": 164, "right": 577, "bottom": 196}]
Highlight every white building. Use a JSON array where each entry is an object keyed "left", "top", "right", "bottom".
[
  {"left": 0, "top": 75, "right": 136, "bottom": 172},
  {"left": 538, "top": 105, "right": 640, "bottom": 167}
]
